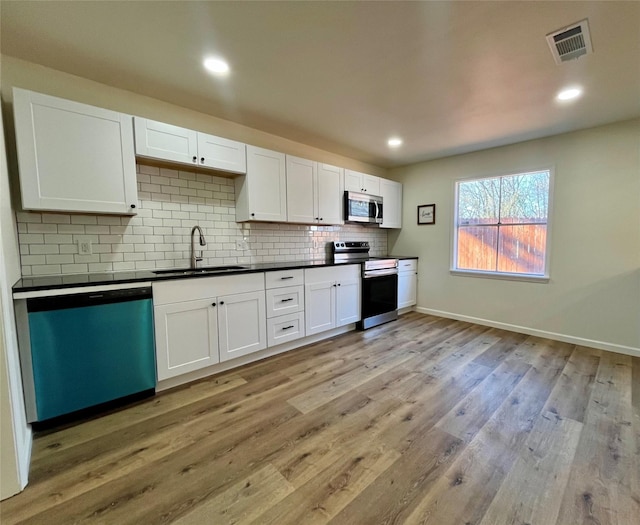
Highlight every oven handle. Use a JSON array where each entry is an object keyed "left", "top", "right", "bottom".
[{"left": 363, "top": 269, "right": 399, "bottom": 278}]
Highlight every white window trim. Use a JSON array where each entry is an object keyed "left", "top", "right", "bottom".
[{"left": 450, "top": 166, "right": 555, "bottom": 282}]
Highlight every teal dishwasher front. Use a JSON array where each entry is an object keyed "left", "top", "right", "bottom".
[{"left": 25, "top": 286, "right": 156, "bottom": 422}]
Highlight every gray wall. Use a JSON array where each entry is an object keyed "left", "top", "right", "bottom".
[{"left": 389, "top": 119, "right": 640, "bottom": 354}]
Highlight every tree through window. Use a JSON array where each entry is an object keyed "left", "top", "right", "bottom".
[{"left": 454, "top": 170, "right": 551, "bottom": 277}]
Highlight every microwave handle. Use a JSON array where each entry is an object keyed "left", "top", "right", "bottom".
[{"left": 375, "top": 200, "right": 381, "bottom": 219}]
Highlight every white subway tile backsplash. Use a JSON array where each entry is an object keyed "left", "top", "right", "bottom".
[
  {"left": 58, "top": 224, "right": 87, "bottom": 234},
  {"left": 44, "top": 234, "right": 72, "bottom": 244},
  {"left": 138, "top": 164, "right": 160, "bottom": 176},
  {"left": 71, "top": 215, "right": 98, "bottom": 225},
  {"left": 16, "top": 162, "right": 387, "bottom": 276},
  {"left": 21, "top": 255, "right": 46, "bottom": 265},
  {"left": 61, "top": 264, "right": 88, "bottom": 274},
  {"left": 17, "top": 212, "right": 42, "bottom": 223},
  {"left": 27, "top": 223, "right": 58, "bottom": 234},
  {"left": 42, "top": 214, "right": 71, "bottom": 224},
  {"left": 46, "top": 254, "right": 75, "bottom": 264},
  {"left": 29, "top": 244, "right": 59, "bottom": 255}
]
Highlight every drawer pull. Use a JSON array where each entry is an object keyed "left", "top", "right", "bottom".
[
  {"left": 280, "top": 276, "right": 294, "bottom": 280},
  {"left": 282, "top": 325, "right": 295, "bottom": 330},
  {"left": 280, "top": 298, "right": 294, "bottom": 302}
]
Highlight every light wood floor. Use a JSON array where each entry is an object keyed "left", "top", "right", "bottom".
[{"left": 2, "top": 312, "right": 639, "bottom": 525}]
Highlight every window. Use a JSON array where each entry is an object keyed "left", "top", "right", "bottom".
[{"left": 453, "top": 170, "right": 551, "bottom": 280}]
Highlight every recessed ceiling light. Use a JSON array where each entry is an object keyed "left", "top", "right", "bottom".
[
  {"left": 556, "top": 87, "right": 583, "bottom": 101},
  {"left": 388, "top": 137, "right": 403, "bottom": 148},
  {"left": 203, "top": 57, "right": 230, "bottom": 76}
]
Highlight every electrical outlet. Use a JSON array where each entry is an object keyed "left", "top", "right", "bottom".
[
  {"left": 78, "top": 239, "right": 92, "bottom": 255},
  {"left": 236, "top": 239, "right": 248, "bottom": 251}
]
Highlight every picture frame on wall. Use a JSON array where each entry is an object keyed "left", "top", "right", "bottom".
[{"left": 417, "top": 204, "right": 436, "bottom": 225}]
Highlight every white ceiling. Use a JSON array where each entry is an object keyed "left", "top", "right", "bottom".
[{"left": 1, "top": 1, "right": 639, "bottom": 168}]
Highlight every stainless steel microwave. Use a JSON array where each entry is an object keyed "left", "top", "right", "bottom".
[{"left": 344, "top": 191, "right": 383, "bottom": 224}]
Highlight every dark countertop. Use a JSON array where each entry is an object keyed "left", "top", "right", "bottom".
[
  {"left": 13, "top": 255, "right": 419, "bottom": 294},
  {"left": 12, "top": 259, "right": 355, "bottom": 294}
]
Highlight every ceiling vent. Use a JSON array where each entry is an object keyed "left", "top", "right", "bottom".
[{"left": 546, "top": 19, "right": 593, "bottom": 65}]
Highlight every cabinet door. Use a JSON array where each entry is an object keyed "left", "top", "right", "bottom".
[
  {"left": 305, "top": 281, "right": 336, "bottom": 335},
  {"left": 14, "top": 88, "right": 138, "bottom": 215},
  {"left": 267, "top": 312, "right": 305, "bottom": 347},
  {"left": 266, "top": 285, "right": 304, "bottom": 318},
  {"left": 336, "top": 277, "right": 361, "bottom": 326},
  {"left": 380, "top": 178, "right": 403, "bottom": 229},
  {"left": 154, "top": 299, "right": 219, "bottom": 380},
  {"left": 398, "top": 271, "right": 418, "bottom": 308},
  {"left": 344, "top": 169, "right": 364, "bottom": 192},
  {"left": 197, "top": 132, "right": 246, "bottom": 174},
  {"left": 362, "top": 174, "right": 380, "bottom": 195},
  {"left": 344, "top": 169, "right": 380, "bottom": 195},
  {"left": 245, "top": 146, "right": 287, "bottom": 222},
  {"left": 316, "top": 163, "right": 344, "bottom": 225},
  {"left": 218, "top": 290, "right": 267, "bottom": 362},
  {"left": 133, "top": 117, "right": 198, "bottom": 166},
  {"left": 286, "top": 155, "right": 316, "bottom": 224}
]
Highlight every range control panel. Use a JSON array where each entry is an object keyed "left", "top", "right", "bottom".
[{"left": 332, "top": 241, "right": 369, "bottom": 251}]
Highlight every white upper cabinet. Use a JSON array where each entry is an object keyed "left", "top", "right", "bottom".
[
  {"left": 13, "top": 88, "right": 138, "bottom": 215},
  {"left": 344, "top": 169, "right": 380, "bottom": 195},
  {"left": 286, "top": 155, "right": 316, "bottom": 223},
  {"left": 235, "top": 145, "right": 287, "bottom": 222},
  {"left": 134, "top": 118, "right": 197, "bottom": 165},
  {"left": 315, "top": 163, "right": 344, "bottom": 225},
  {"left": 134, "top": 118, "right": 246, "bottom": 174},
  {"left": 286, "top": 157, "right": 344, "bottom": 225},
  {"left": 380, "top": 178, "right": 403, "bottom": 229},
  {"left": 196, "top": 132, "right": 247, "bottom": 174}
]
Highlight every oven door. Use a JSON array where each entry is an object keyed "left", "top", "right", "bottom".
[{"left": 361, "top": 270, "right": 398, "bottom": 321}]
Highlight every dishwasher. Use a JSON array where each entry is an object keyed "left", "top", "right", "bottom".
[{"left": 17, "top": 285, "right": 156, "bottom": 423}]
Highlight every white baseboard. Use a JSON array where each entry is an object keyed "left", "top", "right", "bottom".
[{"left": 416, "top": 307, "right": 640, "bottom": 358}]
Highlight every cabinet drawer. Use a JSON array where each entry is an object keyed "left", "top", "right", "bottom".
[
  {"left": 153, "top": 273, "right": 264, "bottom": 305},
  {"left": 267, "top": 312, "right": 305, "bottom": 347},
  {"left": 304, "top": 264, "right": 360, "bottom": 284},
  {"left": 265, "top": 269, "right": 304, "bottom": 289},
  {"left": 266, "top": 285, "right": 304, "bottom": 318},
  {"left": 398, "top": 259, "right": 418, "bottom": 272}
]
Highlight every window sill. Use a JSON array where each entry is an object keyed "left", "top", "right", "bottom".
[{"left": 450, "top": 269, "right": 550, "bottom": 283}]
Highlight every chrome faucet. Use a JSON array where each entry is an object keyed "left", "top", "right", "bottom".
[{"left": 190, "top": 225, "right": 207, "bottom": 269}]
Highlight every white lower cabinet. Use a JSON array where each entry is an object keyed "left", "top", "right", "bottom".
[
  {"left": 218, "top": 291, "right": 267, "bottom": 362},
  {"left": 267, "top": 312, "right": 305, "bottom": 347},
  {"left": 265, "top": 269, "right": 305, "bottom": 347},
  {"left": 398, "top": 259, "right": 418, "bottom": 309},
  {"left": 336, "top": 277, "right": 361, "bottom": 325},
  {"left": 305, "top": 280, "right": 336, "bottom": 335},
  {"left": 305, "top": 265, "right": 361, "bottom": 336},
  {"left": 154, "top": 299, "right": 220, "bottom": 380},
  {"left": 153, "top": 273, "right": 266, "bottom": 380}
]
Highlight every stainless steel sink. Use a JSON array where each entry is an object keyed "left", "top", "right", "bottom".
[{"left": 152, "top": 265, "right": 247, "bottom": 275}]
